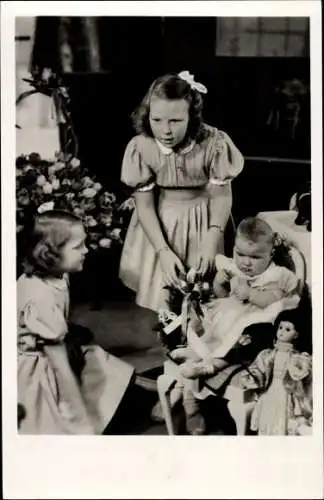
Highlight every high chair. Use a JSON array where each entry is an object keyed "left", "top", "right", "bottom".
[{"left": 156, "top": 243, "right": 308, "bottom": 435}]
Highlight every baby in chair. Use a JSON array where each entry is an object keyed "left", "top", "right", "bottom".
[{"left": 154, "top": 217, "right": 301, "bottom": 434}]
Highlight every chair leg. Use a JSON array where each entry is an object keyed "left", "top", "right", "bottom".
[
  {"left": 227, "top": 400, "right": 255, "bottom": 435},
  {"left": 157, "top": 375, "right": 176, "bottom": 435}
]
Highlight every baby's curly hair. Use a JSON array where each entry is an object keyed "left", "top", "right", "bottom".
[
  {"left": 131, "top": 73, "right": 204, "bottom": 141},
  {"left": 22, "top": 210, "right": 83, "bottom": 278}
]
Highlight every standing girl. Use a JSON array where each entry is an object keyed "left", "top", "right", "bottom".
[
  {"left": 18, "top": 210, "right": 134, "bottom": 434},
  {"left": 119, "top": 71, "right": 245, "bottom": 312}
]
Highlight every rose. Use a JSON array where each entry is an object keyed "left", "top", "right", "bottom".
[
  {"left": 99, "top": 238, "right": 112, "bottom": 248},
  {"left": 83, "top": 215, "right": 98, "bottom": 228},
  {"left": 62, "top": 178, "right": 72, "bottom": 186},
  {"left": 73, "top": 207, "right": 84, "bottom": 217},
  {"left": 51, "top": 178, "right": 60, "bottom": 190},
  {"left": 70, "top": 158, "right": 80, "bottom": 168},
  {"left": 48, "top": 165, "right": 56, "bottom": 176},
  {"left": 100, "top": 192, "right": 116, "bottom": 205},
  {"left": 72, "top": 181, "right": 83, "bottom": 191},
  {"left": 36, "top": 175, "right": 47, "bottom": 187},
  {"left": 80, "top": 198, "right": 97, "bottom": 212},
  {"left": 82, "top": 176, "right": 94, "bottom": 188},
  {"left": 110, "top": 228, "right": 122, "bottom": 239},
  {"left": 43, "top": 182, "right": 53, "bottom": 194},
  {"left": 82, "top": 187, "right": 97, "bottom": 198},
  {"left": 65, "top": 192, "right": 75, "bottom": 201},
  {"left": 93, "top": 182, "right": 102, "bottom": 191},
  {"left": 101, "top": 213, "right": 113, "bottom": 227}
]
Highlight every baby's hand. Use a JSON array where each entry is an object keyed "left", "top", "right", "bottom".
[
  {"left": 215, "top": 269, "right": 232, "bottom": 286},
  {"left": 233, "top": 279, "right": 250, "bottom": 302}
]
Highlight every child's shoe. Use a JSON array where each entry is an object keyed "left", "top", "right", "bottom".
[
  {"left": 151, "top": 401, "right": 165, "bottom": 422},
  {"left": 186, "top": 412, "right": 206, "bottom": 435},
  {"left": 151, "top": 383, "right": 183, "bottom": 422},
  {"left": 183, "top": 395, "right": 206, "bottom": 435}
]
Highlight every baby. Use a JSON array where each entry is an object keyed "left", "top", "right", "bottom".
[{"left": 155, "top": 217, "right": 301, "bottom": 434}]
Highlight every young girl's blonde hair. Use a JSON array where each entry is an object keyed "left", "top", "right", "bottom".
[{"left": 23, "top": 210, "right": 83, "bottom": 278}]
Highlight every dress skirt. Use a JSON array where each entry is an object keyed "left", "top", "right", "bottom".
[
  {"left": 18, "top": 344, "right": 134, "bottom": 435},
  {"left": 119, "top": 190, "right": 224, "bottom": 312}
]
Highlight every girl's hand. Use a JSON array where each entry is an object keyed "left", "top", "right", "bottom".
[
  {"left": 195, "top": 228, "right": 222, "bottom": 278},
  {"left": 159, "top": 248, "right": 186, "bottom": 288}
]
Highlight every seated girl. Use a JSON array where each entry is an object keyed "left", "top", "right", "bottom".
[
  {"left": 18, "top": 210, "right": 134, "bottom": 434},
  {"left": 154, "top": 217, "right": 301, "bottom": 434}
]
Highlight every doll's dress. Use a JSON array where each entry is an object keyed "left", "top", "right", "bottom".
[
  {"left": 119, "top": 125, "right": 244, "bottom": 312},
  {"left": 199, "top": 255, "right": 300, "bottom": 359},
  {"left": 17, "top": 274, "right": 134, "bottom": 434},
  {"left": 247, "top": 342, "right": 312, "bottom": 435}
]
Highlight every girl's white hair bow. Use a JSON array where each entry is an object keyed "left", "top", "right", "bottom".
[{"left": 178, "top": 70, "right": 208, "bottom": 94}]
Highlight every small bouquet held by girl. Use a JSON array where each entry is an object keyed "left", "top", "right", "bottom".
[{"left": 17, "top": 209, "right": 134, "bottom": 435}]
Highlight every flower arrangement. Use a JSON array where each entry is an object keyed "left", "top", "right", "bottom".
[
  {"left": 16, "top": 151, "right": 126, "bottom": 250},
  {"left": 154, "top": 269, "right": 214, "bottom": 352}
]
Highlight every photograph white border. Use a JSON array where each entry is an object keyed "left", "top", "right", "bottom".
[{"left": 1, "top": 2, "right": 323, "bottom": 498}]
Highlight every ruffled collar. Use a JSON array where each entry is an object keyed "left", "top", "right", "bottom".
[
  {"left": 274, "top": 341, "right": 294, "bottom": 352},
  {"left": 155, "top": 139, "right": 195, "bottom": 156},
  {"left": 42, "top": 274, "right": 69, "bottom": 291},
  {"left": 216, "top": 255, "right": 276, "bottom": 282}
]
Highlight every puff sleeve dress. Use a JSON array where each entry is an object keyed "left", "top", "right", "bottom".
[
  {"left": 119, "top": 125, "right": 244, "bottom": 312},
  {"left": 17, "top": 274, "right": 134, "bottom": 434}
]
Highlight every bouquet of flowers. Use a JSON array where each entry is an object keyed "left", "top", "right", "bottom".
[
  {"left": 16, "top": 151, "right": 126, "bottom": 250},
  {"left": 154, "top": 269, "right": 215, "bottom": 352}
]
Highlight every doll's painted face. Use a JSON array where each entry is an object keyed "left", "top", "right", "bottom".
[
  {"left": 277, "top": 320, "right": 298, "bottom": 343},
  {"left": 149, "top": 97, "right": 189, "bottom": 149},
  {"left": 234, "top": 235, "right": 273, "bottom": 277}
]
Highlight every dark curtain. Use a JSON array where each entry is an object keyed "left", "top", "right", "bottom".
[{"left": 31, "top": 17, "right": 103, "bottom": 74}]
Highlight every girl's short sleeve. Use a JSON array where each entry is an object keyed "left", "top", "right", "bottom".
[
  {"left": 23, "top": 295, "right": 68, "bottom": 341},
  {"left": 209, "top": 130, "right": 244, "bottom": 186},
  {"left": 120, "top": 136, "right": 156, "bottom": 192}
]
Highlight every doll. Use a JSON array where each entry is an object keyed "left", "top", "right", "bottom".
[{"left": 241, "top": 308, "right": 312, "bottom": 435}]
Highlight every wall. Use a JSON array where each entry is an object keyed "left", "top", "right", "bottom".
[{"left": 17, "top": 17, "right": 311, "bottom": 216}]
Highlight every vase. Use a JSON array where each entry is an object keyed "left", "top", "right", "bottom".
[{"left": 16, "top": 75, "right": 60, "bottom": 159}]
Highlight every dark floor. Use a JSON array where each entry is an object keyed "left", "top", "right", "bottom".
[
  {"left": 105, "top": 382, "right": 238, "bottom": 436},
  {"left": 70, "top": 297, "right": 238, "bottom": 435}
]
